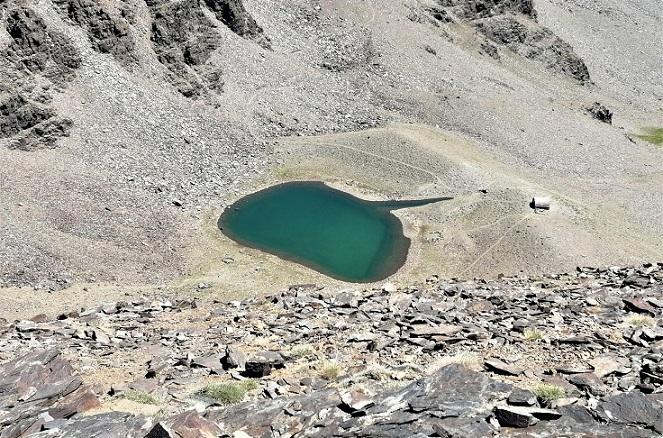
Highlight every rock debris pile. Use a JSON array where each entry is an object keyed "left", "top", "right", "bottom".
[{"left": 1, "top": 264, "right": 662, "bottom": 436}]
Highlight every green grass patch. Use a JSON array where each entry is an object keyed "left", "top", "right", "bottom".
[
  {"left": 635, "top": 127, "right": 663, "bottom": 145},
  {"left": 626, "top": 315, "right": 656, "bottom": 327},
  {"left": 533, "top": 384, "right": 566, "bottom": 406},
  {"left": 120, "top": 390, "right": 159, "bottom": 405},
  {"left": 200, "top": 380, "right": 259, "bottom": 404}
]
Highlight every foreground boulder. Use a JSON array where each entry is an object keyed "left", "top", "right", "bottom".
[
  {"left": 1, "top": 264, "right": 663, "bottom": 436},
  {"left": 0, "top": 350, "right": 101, "bottom": 438},
  {"left": 4, "top": 346, "right": 663, "bottom": 437}
]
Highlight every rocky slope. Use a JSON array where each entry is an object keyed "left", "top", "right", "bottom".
[
  {"left": 1, "top": 264, "right": 662, "bottom": 436},
  {"left": 1, "top": 0, "right": 661, "bottom": 288}
]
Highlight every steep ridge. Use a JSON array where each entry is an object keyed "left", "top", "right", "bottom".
[
  {"left": 0, "top": 0, "right": 267, "bottom": 147},
  {"left": 0, "top": 6, "right": 81, "bottom": 150}
]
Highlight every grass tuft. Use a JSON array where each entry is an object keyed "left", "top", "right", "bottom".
[
  {"left": 120, "top": 390, "right": 159, "bottom": 405},
  {"left": 319, "top": 362, "right": 342, "bottom": 381},
  {"left": 523, "top": 328, "right": 543, "bottom": 341},
  {"left": 626, "top": 315, "right": 656, "bottom": 327},
  {"left": 533, "top": 384, "right": 566, "bottom": 405},
  {"left": 635, "top": 127, "right": 663, "bottom": 145},
  {"left": 362, "top": 366, "right": 391, "bottom": 381},
  {"left": 290, "top": 345, "right": 315, "bottom": 359},
  {"left": 426, "top": 352, "right": 482, "bottom": 373},
  {"left": 200, "top": 380, "right": 259, "bottom": 404}
]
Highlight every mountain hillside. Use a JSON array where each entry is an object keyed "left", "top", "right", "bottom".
[{"left": 1, "top": 0, "right": 662, "bottom": 290}]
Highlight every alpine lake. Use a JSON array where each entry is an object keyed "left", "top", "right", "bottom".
[{"left": 218, "top": 181, "right": 450, "bottom": 283}]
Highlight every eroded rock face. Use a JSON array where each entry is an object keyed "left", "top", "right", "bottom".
[
  {"left": 145, "top": 0, "right": 268, "bottom": 98},
  {"left": 0, "top": 0, "right": 268, "bottom": 149},
  {"left": 475, "top": 16, "right": 590, "bottom": 83},
  {"left": 4, "top": 7, "right": 82, "bottom": 81},
  {"left": 0, "top": 350, "right": 101, "bottom": 436},
  {"left": 0, "top": 5, "right": 80, "bottom": 150},
  {"left": 52, "top": 0, "right": 137, "bottom": 65},
  {"left": 437, "top": 0, "right": 536, "bottom": 19},
  {"left": 426, "top": 0, "right": 590, "bottom": 83},
  {"left": 203, "top": 0, "right": 270, "bottom": 48},
  {"left": 587, "top": 102, "right": 613, "bottom": 124},
  {"left": 147, "top": 0, "right": 224, "bottom": 98},
  {"left": 0, "top": 95, "right": 55, "bottom": 138}
]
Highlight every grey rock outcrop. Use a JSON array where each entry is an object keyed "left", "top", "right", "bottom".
[
  {"left": 475, "top": 15, "right": 590, "bottom": 83},
  {"left": 1, "top": 264, "right": 662, "bottom": 436},
  {"left": 4, "top": 7, "right": 82, "bottom": 81},
  {"left": 0, "top": 5, "right": 80, "bottom": 150},
  {"left": 52, "top": 0, "right": 137, "bottom": 65},
  {"left": 147, "top": 0, "right": 224, "bottom": 98},
  {"left": 1, "top": 0, "right": 267, "bottom": 150},
  {"left": 587, "top": 102, "right": 613, "bottom": 124},
  {"left": 145, "top": 0, "right": 268, "bottom": 98},
  {"left": 203, "top": 0, "right": 270, "bottom": 48},
  {"left": 0, "top": 350, "right": 101, "bottom": 437},
  {"left": 425, "top": 0, "right": 591, "bottom": 83},
  {"left": 437, "top": 0, "right": 537, "bottom": 19}
]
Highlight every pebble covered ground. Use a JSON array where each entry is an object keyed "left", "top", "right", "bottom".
[{"left": 1, "top": 263, "right": 662, "bottom": 436}]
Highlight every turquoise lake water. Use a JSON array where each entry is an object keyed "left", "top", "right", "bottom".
[{"left": 218, "top": 181, "right": 450, "bottom": 283}]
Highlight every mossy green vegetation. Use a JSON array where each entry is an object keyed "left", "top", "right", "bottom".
[
  {"left": 290, "top": 345, "right": 315, "bottom": 359},
  {"left": 200, "top": 380, "right": 259, "bottom": 404},
  {"left": 625, "top": 315, "right": 656, "bottom": 327},
  {"left": 523, "top": 328, "right": 543, "bottom": 341},
  {"left": 635, "top": 127, "right": 663, "bottom": 145}
]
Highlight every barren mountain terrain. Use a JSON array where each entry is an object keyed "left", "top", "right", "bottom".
[
  {"left": 1, "top": 0, "right": 661, "bottom": 294},
  {"left": 0, "top": 0, "right": 662, "bottom": 436}
]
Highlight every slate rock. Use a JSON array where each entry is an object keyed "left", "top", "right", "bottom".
[
  {"left": 589, "top": 355, "right": 630, "bottom": 378},
  {"left": 495, "top": 406, "right": 562, "bottom": 428},
  {"left": 624, "top": 298, "right": 656, "bottom": 316},
  {"left": 191, "top": 354, "right": 224, "bottom": 374},
  {"left": 222, "top": 346, "right": 247, "bottom": 371},
  {"left": 485, "top": 359, "right": 524, "bottom": 376},
  {"left": 411, "top": 323, "right": 463, "bottom": 337},
  {"left": 566, "top": 373, "right": 608, "bottom": 397},
  {"left": 586, "top": 102, "right": 613, "bottom": 124},
  {"left": 243, "top": 351, "right": 285, "bottom": 377},
  {"left": 495, "top": 406, "right": 539, "bottom": 428},
  {"left": 508, "top": 388, "right": 537, "bottom": 406},
  {"left": 595, "top": 391, "right": 663, "bottom": 433},
  {"left": 147, "top": 411, "right": 222, "bottom": 437},
  {"left": 507, "top": 404, "right": 653, "bottom": 437},
  {"left": 340, "top": 388, "right": 374, "bottom": 414}
]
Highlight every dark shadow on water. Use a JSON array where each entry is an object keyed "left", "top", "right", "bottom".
[{"left": 372, "top": 196, "right": 454, "bottom": 211}]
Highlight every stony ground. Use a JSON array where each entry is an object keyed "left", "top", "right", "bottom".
[
  {"left": 1, "top": 263, "right": 662, "bottom": 436},
  {"left": 1, "top": 1, "right": 662, "bottom": 435}
]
